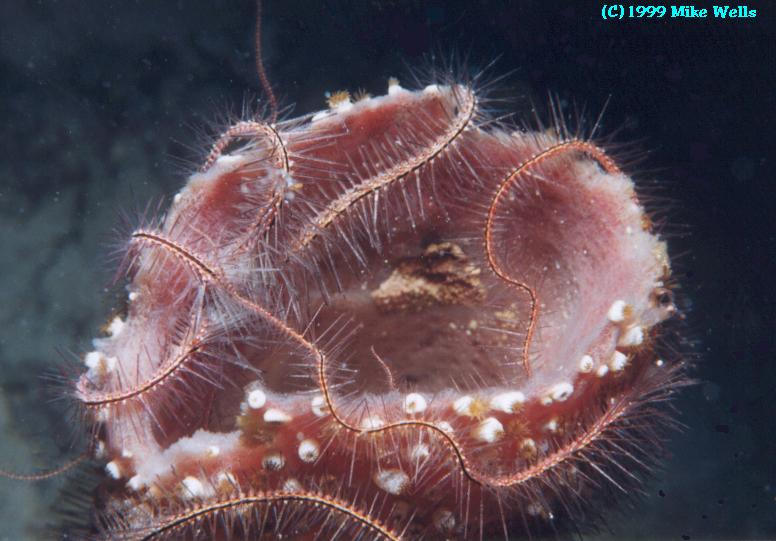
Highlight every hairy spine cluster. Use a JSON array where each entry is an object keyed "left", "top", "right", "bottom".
[{"left": 74, "top": 78, "right": 682, "bottom": 540}]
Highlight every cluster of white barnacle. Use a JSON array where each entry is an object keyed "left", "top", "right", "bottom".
[
  {"left": 161, "top": 470, "right": 239, "bottom": 501},
  {"left": 373, "top": 468, "right": 410, "bottom": 496},
  {"left": 445, "top": 383, "right": 583, "bottom": 444},
  {"left": 607, "top": 298, "right": 647, "bottom": 373},
  {"left": 244, "top": 384, "right": 323, "bottom": 462},
  {"left": 241, "top": 384, "right": 294, "bottom": 424},
  {"left": 402, "top": 392, "right": 427, "bottom": 414},
  {"left": 310, "top": 394, "right": 329, "bottom": 417},
  {"left": 450, "top": 394, "right": 509, "bottom": 443},
  {"left": 82, "top": 315, "right": 127, "bottom": 381},
  {"left": 297, "top": 439, "right": 320, "bottom": 463},
  {"left": 551, "top": 297, "right": 652, "bottom": 385},
  {"left": 83, "top": 350, "right": 117, "bottom": 380},
  {"left": 608, "top": 299, "right": 647, "bottom": 349},
  {"left": 490, "top": 390, "right": 526, "bottom": 413},
  {"left": 541, "top": 382, "right": 574, "bottom": 405},
  {"left": 177, "top": 471, "right": 238, "bottom": 500},
  {"left": 262, "top": 452, "right": 285, "bottom": 471},
  {"left": 311, "top": 77, "right": 447, "bottom": 124}
]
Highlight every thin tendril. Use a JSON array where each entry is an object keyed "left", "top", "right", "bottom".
[{"left": 255, "top": 0, "right": 278, "bottom": 124}]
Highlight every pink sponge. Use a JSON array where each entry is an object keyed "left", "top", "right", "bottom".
[{"left": 76, "top": 80, "right": 682, "bottom": 539}]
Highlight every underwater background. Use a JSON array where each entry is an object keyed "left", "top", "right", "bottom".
[{"left": 0, "top": 0, "right": 773, "bottom": 539}]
